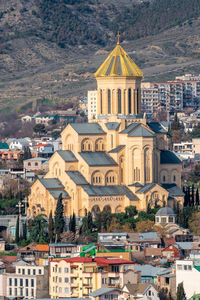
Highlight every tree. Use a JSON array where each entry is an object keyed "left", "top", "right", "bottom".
[
  {"left": 196, "top": 188, "right": 199, "bottom": 207},
  {"left": 135, "top": 219, "right": 154, "bottom": 232},
  {"left": 176, "top": 282, "right": 186, "bottom": 300},
  {"left": 125, "top": 206, "right": 137, "bottom": 218},
  {"left": 54, "top": 193, "right": 65, "bottom": 242},
  {"left": 188, "top": 212, "right": 200, "bottom": 235},
  {"left": 15, "top": 216, "right": 20, "bottom": 244},
  {"left": 29, "top": 214, "right": 48, "bottom": 243},
  {"left": 33, "top": 124, "right": 46, "bottom": 136},
  {"left": 49, "top": 211, "right": 54, "bottom": 243},
  {"left": 22, "top": 222, "right": 27, "bottom": 241},
  {"left": 69, "top": 212, "right": 76, "bottom": 233}
]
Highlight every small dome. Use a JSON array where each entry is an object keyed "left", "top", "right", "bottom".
[{"left": 156, "top": 207, "right": 176, "bottom": 217}]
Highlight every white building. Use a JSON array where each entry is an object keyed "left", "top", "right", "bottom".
[
  {"left": 176, "top": 259, "right": 200, "bottom": 298},
  {"left": 88, "top": 90, "right": 97, "bottom": 120}
]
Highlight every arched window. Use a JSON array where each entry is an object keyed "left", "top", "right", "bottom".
[
  {"left": 163, "top": 175, "right": 166, "bottom": 182},
  {"left": 100, "top": 89, "right": 102, "bottom": 114},
  {"left": 108, "top": 89, "right": 111, "bottom": 114},
  {"left": 128, "top": 88, "right": 131, "bottom": 114},
  {"left": 137, "top": 88, "right": 139, "bottom": 114},
  {"left": 118, "top": 89, "right": 121, "bottom": 114},
  {"left": 173, "top": 175, "right": 176, "bottom": 182}
]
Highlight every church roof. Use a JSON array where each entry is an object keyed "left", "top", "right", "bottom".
[
  {"left": 95, "top": 43, "right": 143, "bottom": 78},
  {"left": 66, "top": 171, "right": 88, "bottom": 185},
  {"left": 109, "top": 145, "right": 125, "bottom": 153},
  {"left": 147, "top": 122, "right": 167, "bottom": 134},
  {"left": 128, "top": 126, "right": 154, "bottom": 137},
  {"left": 79, "top": 152, "right": 118, "bottom": 166},
  {"left": 161, "top": 184, "right": 185, "bottom": 197},
  {"left": 136, "top": 183, "right": 157, "bottom": 194},
  {"left": 160, "top": 150, "right": 182, "bottom": 164},
  {"left": 70, "top": 123, "right": 105, "bottom": 135},
  {"left": 120, "top": 123, "right": 140, "bottom": 134},
  {"left": 48, "top": 190, "right": 70, "bottom": 199},
  {"left": 82, "top": 185, "right": 139, "bottom": 200},
  {"left": 105, "top": 122, "right": 120, "bottom": 130},
  {"left": 156, "top": 207, "right": 176, "bottom": 217},
  {"left": 39, "top": 178, "right": 64, "bottom": 189},
  {"left": 57, "top": 150, "right": 78, "bottom": 162}
]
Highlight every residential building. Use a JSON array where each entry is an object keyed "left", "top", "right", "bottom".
[
  {"left": 155, "top": 207, "right": 176, "bottom": 225},
  {"left": 49, "top": 257, "right": 138, "bottom": 298},
  {"left": 88, "top": 90, "right": 97, "bottom": 120},
  {"left": 23, "top": 157, "right": 48, "bottom": 172},
  {"left": 49, "top": 243, "right": 82, "bottom": 258},
  {"left": 5, "top": 262, "right": 49, "bottom": 299},
  {"left": 28, "top": 40, "right": 184, "bottom": 218},
  {"left": 133, "top": 265, "right": 166, "bottom": 284},
  {"left": 19, "top": 244, "right": 49, "bottom": 264},
  {"left": 90, "top": 287, "right": 132, "bottom": 300},
  {"left": 123, "top": 283, "right": 160, "bottom": 300},
  {"left": 8, "top": 138, "right": 29, "bottom": 150},
  {"left": 176, "top": 259, "right": 200, "bottom": 298}
]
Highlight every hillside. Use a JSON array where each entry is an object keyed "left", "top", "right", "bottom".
[{"left": 0, "top": 0, "right": 200, "bottom": 112}]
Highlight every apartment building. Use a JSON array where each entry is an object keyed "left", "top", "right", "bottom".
[
  {"left": 88, "top": 90, "right": 97, "bottom": 120},
  {"left": 5, "top": 262, "right": 49, "bottom": 299},
  {"left": 49, "top": 257, "right": 138, "bottom": 298},
  {"left": 176, "top": 259, "right": 200, "bottom": 299}
]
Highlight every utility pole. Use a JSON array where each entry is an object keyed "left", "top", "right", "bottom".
[{"left": 16, "top": 201, "right": 24, "bottom": 238}]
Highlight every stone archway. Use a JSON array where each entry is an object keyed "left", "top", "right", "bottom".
[
  {"left": 103, "top": 205, "right": 111, "bottom": 213},
  {"left": 91, "top": 205, "right": 100, "bottom": 216}
]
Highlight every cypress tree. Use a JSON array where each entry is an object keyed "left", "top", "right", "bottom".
[
  {"left": 176, "top": 282, "right": 186, "bottom": 300},
  {"left": 196, "top": 188, "right": 199, "bottom": 207},
  {"left": 49, "top": 211, "right": 54, "bottom": 243},
  {"left": 87, "top": 212, "right": 93, "bottom": 231},
  {"left": 191, "top": 184, "right": 195, "bottom": 207},
  {"left": 15, "top": 216, "right": 20, "bottom": 244},
  {"left": 71, "top": 212, "right": 76, "bottom": 233},
  {"left": 187, "top": 186, "right": 191, "bottom": 207},
  {"left": 54, "top": 193, "right": 65, "bottom": 242},
  {"left": 23, "top": 222, "right": 27, "bottom": 240}
]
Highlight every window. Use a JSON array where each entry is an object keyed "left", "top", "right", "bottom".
[
  {"left": 148, "top": 290, "right": 152, "bottom": 296},
  {"left": 38, "top": 269, "right": 42, "bottom": 275},
  {"left": 20, "top": 278, "right": 23, "bottom": 286},
  {"left": 64, "top": 268, "right": 69, "bottom": 273},
  {"left": 59, "top": 267, "right": 62, "bottom": 273},
  {"left": 20, "top": 288, "right": 23, "bottom": 297},
  {"left": 65, "top": 288, "right": 69, "bottom": 294},
  {"left": 100, "top": 89, "right": 103, "bottom": 114},
  {"left": 18, "top": 268, "right": 21, "bottom": 274},
  {"left": 177, "top": 265, "right": 182, "bottom": 270},
  {"left": 65, "top": 277, "right": 69, "bottom": 283},
  {"left": 173, "top": 175, "right": 176, "bottom": 182},
  {"left": 156, "top": 217, "right": 159, "bottom": 222},
  {"left": 161, "top": 217, "right": 167, "bottom": 223},
  {"left": 33, "top": 269, "right": 36, "bottom": 275},
  {"left": 25, "top": 279, "right": 28, "bottom": 287},
  {"left": 111, "top": 265, "right": 119, "bottom": 272},
  {"left": 118, "top": 89, "right": 121, "bottom": 113},
  {"left": 22, "top": 269, "right": 25, "bottom": 275},
  {"left": 108, "top": 89, "right": 111, "bottom": 114},
  {"left": 59, "top": 277, "right": 62, "bottom": 283},
  {"left": 28, "top": 269, "right": 30, "bottom": 275},
  {"left": 169, "top": 216, "right": 174, "bottom": 223},
  {"left": 163, "top": 175, "right": 166, "bottom": 182},
  {"left": 15, "top": 288, "right": 17, "bottom": 296},
  {"left": 31, "top": 279, "right": 34, "bottom": 287},
  {"left": 9, "top": 278, "right": 12, "bottom": 286},
  {"left": 9, "top": 288, "right": 12, "bottom": 296},
  {"left": 14, "top": 279, "right": 17, "bottom": 286},
  {"left": 26, "top": 288, "right": 29, "bottom": 297},
  {"left": 137, "top": 88, "right": 139, "bottom": 114},
  {"left": 59, "top": 287, "right": 62, "bottom": 293},
  {"left": 188, "top": 265, "right": 192, "bottom": 270},
  {"left": 184, "top": 265, "right": 187, "bottom": 270},
  {"left": 128, "top": 88, "right": 131, "bottom": 114},
  {"left": 31, "top": 289, "right": 34, "bottom": 297}
]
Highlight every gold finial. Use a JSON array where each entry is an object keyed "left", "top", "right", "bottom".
[{"left": 117, "top": 31, "right": 120, "bottom": 45}]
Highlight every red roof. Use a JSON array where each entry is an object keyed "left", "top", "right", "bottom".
[
  {"left": 36, "top": 244, "right": 49, "bottom": 252},
  {"left": 1, "top": 256, "right": 17, "bottom": 263},
  {"left": 52, "top": 257, "right": 133, "bottom": 265}
]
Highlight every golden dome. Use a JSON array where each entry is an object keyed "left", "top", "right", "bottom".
[{"left": 95, "top": 42, "right": 143, "bottom": 78}]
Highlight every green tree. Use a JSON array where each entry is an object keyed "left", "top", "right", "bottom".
[
  {"left": 54, "top": 193, "right": 65, "bottom": 242},
  {"left": 69, "top": 212, "right": 76, "bottom": 233},
  {"left": 33, "top": 124, "right": 46, "bottom": 136},
  {"left": 125, "top": 206, "right": 137, "bottom": 218},
  {"left": 23, "top": 222, "right": 27, "bottom": 241},
  {"left": 15, "top": 216, "right": 20, "bottom": 244},
  {"left": 176, "top": 282, "right": 186, "bottom": 300},
  {"left": 196, "top": 188, "right": 199, "bottom": 207},
  {"left": 48, "top": 210, "right": 54, "bottom": 243},
  {"left": 29, "top": 214, "right": 48, "bottom": 243}
]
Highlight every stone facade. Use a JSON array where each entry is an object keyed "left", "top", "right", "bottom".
[{"left": 28, "top": 41, "right": 184, "bottom": 218}]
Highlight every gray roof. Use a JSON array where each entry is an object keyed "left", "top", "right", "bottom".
[
  {"left": 162, "top": 184, "right": 185, "bottom": 197},
  {"left": 105, "top": 122, "right": 120, "bottom": 131},
  {"left": 156, "top": 207, "right": 176, "bottom": 217},
  {"left": 136, "top": 183, "right": 156, "bottom": 194},
  {"left": 147, "top": 122, "right": 167, "bottom": 133},
  {"left": 82, "top": 185, "right": 138, "bottom": 200},
  {"left": 70, "top": 123, "right": 105, "bottom": 135},
  {"left": 160, "top": 150, "right": 182, "bottom": 164},
  {"left": 120, "top": 123, "right": 140, "bottom": 134},
  {"left": 139, "top": 232, "right": 159, "bottom": 241},
  {"left": 39, "top": 178, "right": 64, "bottom": 189},
  {"left": 128, "top": 126, "right": 154, "bottom": 137},
  {"left": 66, "top": 171, "right": 88, "bottom": 185},
  {"left": 48, "top": 190, "right": 70, "bottom": 199},
  {"left": 90, "top": 288, "right": 119, "bottom": 297},
  {"left": 109, "top": 145, "right": 125, "bottom": 153},
  {"left": 79, "top": 152, "right": 118, "bottom": 166},
  {"left": 175, "top": 242, "right": 192, "bottom": 250},
  {"left": 57, "top": 150, "right": 78, "bottom": 162},
  {"left": 134, "top": 265, "right": 166, "bottom": 277},
  {"left": 24, "top": 157, "right": 48, "bottom": 162},
  {"left": 129, "top": 182, "right": 143, "bottom": 187}
]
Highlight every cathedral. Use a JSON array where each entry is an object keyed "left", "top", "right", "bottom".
[{"left": 28, "top": 39, "right": 184, "bottom": 218}]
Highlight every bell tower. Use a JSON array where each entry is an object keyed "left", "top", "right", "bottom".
[{"left": 95, "top": 35, "right": 143, "bottom": 119}]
